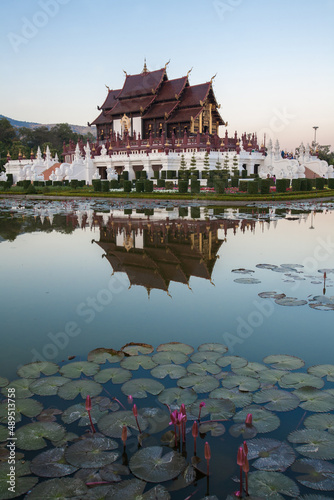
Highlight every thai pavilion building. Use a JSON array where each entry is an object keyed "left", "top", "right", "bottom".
[{"left": 89, "top": 61, "right": 225, "bottom": 142}]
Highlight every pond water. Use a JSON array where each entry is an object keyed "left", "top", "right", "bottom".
[{"left": 0, "top": 197, "right": 333, "bottom": 499}]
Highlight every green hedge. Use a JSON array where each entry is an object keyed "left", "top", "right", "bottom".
[
  {"left": 45, "top": 180, "right": 52, "bottom": 186},
  {"left": 292, "top": 179, "right": 301, "bottom": 191},
  {"left": 239, "top": 180, "right": 248, "bottom": 192},
  {"left": 154, "top": 170, "right": 160, "bottom": 179},
  {"left": 247, "top": 181, "right": 258, "bottom": 194},
  {"left": 92, "top": 179, "right": 101, "bottom": 191},
  {"left": 306, "top": 178, "right": 315, "bottom": 191},
  {"left": 276, "top": 179, "right": 290, "bottom": 193},
  {"left": 0, "top": 181, "right": 10, "bottom": 190},
  {"left": 101, "top": 181, "right": 110, "bottom": 192},
  {"left": 135, "top": 181, "right": 144, "bottom": 193},
  {"left": 165, "top": 181, "right": 174, "bottom": 190},
  {"left": 53, "top": 181, "right": 63, "bottom": 187},
  {"left": 179, "top": 207, "right": 188, "bottom": 217},
  {"left": 178, "top": 180, "right": 188, "bottom": 193},
  {"left": 241, "top": 170, "right": 248, "bottom": 178},
  {"left": 70, "top": 179, "right": 79, "bottom": 189},
  {"left": 63, "top": 180, "right": 69, "bottom": 186},
  {"left": 191, "top": 180, "right": 200, "bottom": 194},
  {"left": 328, "top": 178, "right": 334, "bottom": 189},
  {"left": 144, "top": 180, "right": 153, "bottom": 193},
  {"left": 214, "top": 180, "right": 225, "bottom": 194},
  {"left": 260, "top": 179, "right": 271, "bottom": 194},
  {"left": 161, "top": 171, "right": 167, "bottom": 179},
  {"left": 167, "top": 170, "right": 177, "bottom": 179},
  {"left": 123, "top": 180, "right": 132, "bottom": 193},
  {"left": 7, "top": 173, "right": 13, "bottom": 186},
  {"left": 122, "top": 171, "right": 129, "bottom": 181},
  {"left": 140, "top": 171, "right": 147, "bottom": 179},
  {"left": 315, "top": 178, "right": 325, "bottom": 190},
  {"left": 300, "top": 179, "right": 308, "bottom": 191},
  {"left": 191, "top": 207, "right": 201, "bottom": 219},
  {"left": 110, "top": 180, "right": 119, "bottom": 189},
  {"left": 157, "top": 179, "right": 165, "bottom": 188},
  {"left": 144, "top": 209, "right": 154, "bottom": 216},
  {"left": 135, "top": 171, "right": 141, "bottom": 180},
  {"left": 124, "top": 209, "right": 132, "bottom": 215},
  {"left": 231, "top": 177, "right": 239, "bottom": 188}
]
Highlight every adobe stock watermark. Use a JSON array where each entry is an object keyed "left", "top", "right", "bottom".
[
  {"left": 213, "top": 0, "right": 243, "bottom": 21},
  {"left": 258, "top": 107, "right": 296, "bottom": 143},
  {"left": 29, "top": 272, "right": 129, "bottom": 364},
  {"left": 8, "top": 0, "right": 71, "bottom": 54}
]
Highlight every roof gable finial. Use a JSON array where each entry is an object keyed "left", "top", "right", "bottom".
[
  {"left": 164, "top": 59, "right": 170, "bottom": 69},
  {"left": 143, "top": 58, "right": 148, "bottom": 73}
]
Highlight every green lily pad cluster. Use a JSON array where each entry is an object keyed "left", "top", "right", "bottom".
[{"left": 0, "top": 345, "right": 333, "bottom": 498}]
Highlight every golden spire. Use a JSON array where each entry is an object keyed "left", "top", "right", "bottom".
[
  {"left": 105, "top": 84, "right": 110, "bottom": 91},
  {"left": 123, "top": 69, "right": 128, "bottom": 76},
  {"left": 143, "top": 58, "right": 148, "bottom": 73},
  {"left": 187, "top": 67, "right": 193, "bottom": 78},
  {"left": 210, "top": 73, "right": 217, "bottom": 84},
  {"left": 164, "top": 59, "right": 170, "bottom": 69}
]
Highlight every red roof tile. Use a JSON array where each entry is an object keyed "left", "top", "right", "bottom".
[
  {"left": 143, "top": 101, "right": 179, "bottom": 120},
  {"left": 106, "top": 95, "right": 156, "bottom": 116},
  {"left": 155, "top": 77, "right": 188, "bottom": 102},
  {"left": 91, "top": 111, "right": 113, "bottom": 126},
  {"left": 167, "top": 106, "right": 202, "bottom": 124},
  {"left": 117, "top": 68, "right": 166, "bottom": 99},
  {"left": 179, "top": 83, "right": 211, "bottom": 108},
  {"left": 100, "top": 89, "right": 121, "bottom": 110}
]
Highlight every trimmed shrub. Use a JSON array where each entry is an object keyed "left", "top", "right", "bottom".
[
  {"left": 110, "top": 179, "right": 119, "bottom": 189},
  {"left": 144, "top": 180, "right": 153, "bottom": 193},
  {"left": 135, "top": 171, "right": 141, "bottom": 180},
  {"left": 315, "top": 177, "right": 325, "bottom": 190},
  {"left": 328, "top": 178, "right": 334, "bottom": 189},
  {"left": 45, "top": 180, "right": 52, "bottom": 186},
  {"left": 178, "top": 180, "right": 188, "bottom": 193},
  {"left": 92, "top": 179, "right": 102, "bottom": 192},
  {"left": 276, "top": 179, "right": 288, "bottom": 193},
  {"left": 231, "top": 177, "right": 239, "bottom": 188},
  {"left": 63, "top": 180, "right": 69, "bottom": 186},
  {"left": 214, "top": 180, "right": 225, "bottom": 194},
  {"left": 6, "top": 173, "right": 13, "bottom": 186},
  {"left": 70, "top": 179, "right": 79, "bottom": 189},
  {"left": 144, "top": 209, "right": 154, "bottom": 216},
  {"left": 167, "top": 170, "right": 173, "bottom": 179},
  {"left": 157, "top": 179, "right": 165, "bottom": 188},
  {"left": 241, "top": 170, "right": 247, "bottom": 178},
  {"left": 179, "top": 207, "right": 188, "bottom": 217},
  {"left": 239, "top": 180, "right": 248, "bottom": 192},
  {"left": 191, "top": 207, "right": 200, "bottom": 219},
  {"left": 135, "top": 181, "right": 144, "bottom": 193},
  {"left": 247, "top": 181, "right": 259, "bottom": 194},
  {"left": 101, "top": 180, "right": 110, "bottom": 192},
  {"left": 260, "top": 179, "right": 271, "bottom": 194},
  {"left": 26, "top": 184, "right": 37, "bottom": 194},
  {"left": 161, "top": 171, "right": 167, "bottom": 179},
  {"left": 300, "top": 179, "right": 308, "bottom": 191},
  {"left": 154, "top": 170, "right": 160, "bottom": 179},
  {"left": 123, "top": 180, "right": 132, "bottom": 193},
  {"left": 53, "top": 181, "right": 62, "bottom": 187},
  {"left": 292, "top": 179, "right": 301, "bottom": 191},
  {"left": 0, "top": 181, "right": 7, "bottom": 190},
  {"left": 140, "top": 171, "right": 147, "bottom": 179},
  {"left": 165, "top": 181, "right": 174, "bottom": 190},
  {"left": 124, "top": 209, "right": 132, "bottom": 215},
  {"left": 122, "top": 171, "right": 129, "bottom": 181},
  {"left": 78, "top": 180, "right": 86, "bottom": 187},
  {"left": 191, "top": 180, "right": 200, "bottom": 194},
  {"left": 23, "top": 180, "right": 31, "bottom": 189},
  {"left": 306, "top": 178, "right": 315, "bottom": 191}
]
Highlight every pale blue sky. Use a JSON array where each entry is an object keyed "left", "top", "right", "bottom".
[{"left": 0, "top": 0, "right": 333, "bottom": 150}]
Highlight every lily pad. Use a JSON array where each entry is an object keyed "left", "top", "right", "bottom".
[
  {"left": 256, "top": 264, "right": 278, "bottom": 270},
  {"left": 120, "top": 355, "right": 157, "bottom": 371},
  {"left": 29, "top": 376, "right": 71, "bottom": 396},
  {"left": 288, "top": 429, "right": 334, "bottom": 459},
  {"left": 263, "top": 354, "right": 305, "bottom": 370},
  {"left": 17, "top": 361, "right": 59, "bottom": 378},
  {"left": 304, "top": 413, "right": 334, "bottom": 434},
  {"left": 294, "top": 388, "right": 334, "bottom": 412},
  {"left": 199, "top": 422, "right": 225, "bottom": 437},
  {"left": 152, "top": 351, "right": 189, "bottom": 365},
  {"left": 247, "top": 438, "right": 296, "bottom": 471},
  {"left": 121, "top": 378, "right": 164, "bottom": 398},
  {"left": 94, "top": 367, "right": 132, "bottom": 384},
  {"left": 98, "top": 410, "right": 148, "bottom": 438},
  {"left": 0, "top": 461, "right": 38, "bottom": 499},
  {"left": 232, "top": 362, "right": 267, "bottom": 377},
  {"left": 16, "top": 422, "right": 66, "bottom": 450},
  {"left": 197, "top": 398, "right": 235, "bottom": 420},
  {"left": 15, "top": 397, "right": 44, "bottom": 419},
  {"left": 308, "top": 364, "right": 334, "bottom": 382},
  {"left": 257, "top": 368, "right": 288, "bottom": 384},
  {"left": 30, "top": 446, "right": 78, "bottom": 477},
  {"left": 61, "top": 403, "right": 107, "bottom": 426},
  {"left": 24, "top": 477, "right": 87, "bottom": 499},
  {"left": 177, "top": 374, "right": 219, "bottom": 393},
  {"left": 158, "top": 387, "right": 197, "bottom": 406},
  {"left": 253, "top": 389, "right": 300, "bottom": 411},
  {"left": 222, "top": 374, "right": 260, "bottom": 392},
  {"left": 121, "top": 342, "right": 154, "bottom": 355},
  {"left": 129, "top": 446, "right": 186, "bottom": 482},
  {"left": 150, "top": 364, "right": 187, "bottom": 380},
  {"left": 197, "top": 343, "right": 228, "bottom": 354},
  {"left": 275, "top": 297, "right": 307, "bottom": 306},
  {"left": 157, "top": 342, "right": 194, "bottom": 355},
  {"left": 87, "top": 347, "right": 125, "bottom": 364},
  {"left": 279, "top": 372, "right": 324, "bottom": 389},
  {"left": 248, "top": 470, "right": 299, "bottom": 499},
  {"left": 0, "top": 377, "right": 8, "bottom": 388},
  {"left": 229, "top": 422, "right": 258, "bottom": 439},
  {"left": 209, "top": 387, "right": 253, "bottom": 407},
  {"left": 292, "top": 458, "right": 334, "bottom": 491},
  {"left": 234, "top": 277, "right": 261, "bottom": 284},
  {"left": 139, "top": 407, "right": 170, "bottom": 434},
  {"left": 60, "top": 360, "right": 100, "bottom": 378},
  {"left": 233, "top": 406, "right": 280, "bottom": 433},
  {"left": 216, "top": 355, "right": 248, "bottom": 369},
  {"left": 57, "top": 379, "right": 102, "bottom": 400},
  {"left": 187, "top": 362, "right": 221, "bottom": 376},
  {"left": 190, "top": 351, "right": 223, "bottom": 364},
  {"left": 65, "top": 437, "right": 119, "bottom": 468},
  {"left": 1, "top": 378, "right": 33, "bottom": 398}
]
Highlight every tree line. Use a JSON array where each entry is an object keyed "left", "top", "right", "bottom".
[{"left": 0, "top": 118, "right": 95, "bottom": 170}]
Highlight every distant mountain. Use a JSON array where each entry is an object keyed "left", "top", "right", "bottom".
[{"left": 0, "top": 115, "right": 96, "bottom": 137}]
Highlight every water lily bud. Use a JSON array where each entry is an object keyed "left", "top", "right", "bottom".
[
  {"left": 132, "top": 404, "right": 138, "bottom": 417},
  {"left": 121, "top": 425, "right": 127, "bottom": 445},
  {"left": 237, "top": 446, "right": 245, "bottom": 466},
  {"left": 192, "top": 421, "right": 198, "bottom": 438},
  {"left": 243, "top": 440, "right": 248, "bottom": 455},
  {"left": 245, "top": 413, "right": 252, "bottom": 426},
  {"left": 204, "top": 441, "right": 211, "bottom": 460},
  {"left": 128, "top": 395, "right": 133, "bottom": 405}
]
